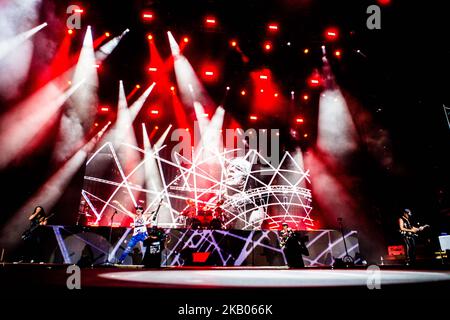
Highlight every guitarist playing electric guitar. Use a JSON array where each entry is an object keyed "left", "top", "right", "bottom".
[
  {"left": 399, "top": 208, "right": 429, "bottom": 266},
  {"left": 20, "top": 206, "right": 53, "bottom": 262},
  {"left": 22, "top": 206, "right": 54, "bottom": 241}
]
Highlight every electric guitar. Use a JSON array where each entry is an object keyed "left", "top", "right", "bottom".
[
  {"left": 21, "top": 213, "right": 54, "bottom": 241},
  {"left": 400, "top": 224, "right": 430, "bottom": 238},
  {"left": 279, "top": 229, "right": 294, "bottom": 249}
]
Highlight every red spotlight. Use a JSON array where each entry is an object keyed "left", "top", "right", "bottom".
[
  {"left": 230, "top": 40, "right": 237, "bottom": 47},
  {"left": 105, "top": 32, "right": 110, "bottom": 37},
  {"left": 377, "top": 0, "right": 391, "bottom": 5},
  {"left": 334, "top": 50, "right": 342, "bottom": 58},
  {"left": 94, "top": 122, "right": 99, "bottom": 127},
  {"left": 249, "top": 115, "right": 258, "bottom": 121},
  {"left": 100, "top": 106, "right": 109, "bottom": 112},
  {"left": 304, "top": 48, "right": 309, "bottom": 54},
  {"left": 264, "top": 41, "right": 272, "bottom": 51},
  {"left": 147, "top": 34, "right": 153, "bottom": 40},
  {"left": 74, "top": 8, "right": 84, "bottom": 13},
  {"left": 183, "top": 37, "right": 189, "bottom": 43},
  {"left": 295, "top": 117, "right": 304, "bottom": 124},
  {"left": 309, "top": 79, "right": 320, "bottom": 86},
  {"left": 303, "top": 94, "right": 309, "bottom": 101},
  {"left": 259, "top": 75, "right": 268, "bottom": 80},
  {"left": 148, "top": 67, "right": 158, "bottom": 72},
  {"left": 268, "top": 23, "right": 279, "bottom": 32},
  {"left": 170, "top": 86, "right": 175, "bottom": 92},
  {"left": 325, "top": 27, "right": 339, "bottom": 41},
  {"left": 150, "top": 109, "right": 159, "bottom": 116},
  {"left": 205, "top": 16, "right": 217, "bottom": 25},
  {"left": 308, "top": 70, "right": 323, "bottom": 88},
  {"left": 241, "top": 90, "right": 246, "bottom": 96},
  {"left": 67, "top": 29, "right": 74, "bottom": 35},
  {"left": 142, "top": 11, "right": 154, "bottom": 21},
  {"left": 136, "top": 84, "right": 141, "bottom": 89},
  {"left": 274, "top": 93, "right": 279, "bottom": 98},
  {"left": 201, "top": 64, "right": 219, "bottom": 82}
]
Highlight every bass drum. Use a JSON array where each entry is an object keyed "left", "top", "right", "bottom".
[
  {"left": 189, "top": 218, "right": 202, "bottom": 229},
  {"left": 209, "top": 218, "right": 223, "bottom": 230}
]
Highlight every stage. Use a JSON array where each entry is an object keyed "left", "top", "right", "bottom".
[
  {"left": 12, "top": 226, "right": 361, "bottom": 267},
  {"left": 1, "top": 0, "right": 450, "bottom": 312},
  {"left": 1, "top": 263, "right": 450, "bottom": 303}
]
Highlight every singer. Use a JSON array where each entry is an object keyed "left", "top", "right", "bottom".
[{"left": 113, "top": 201, "right": 152, "bottom": 265}]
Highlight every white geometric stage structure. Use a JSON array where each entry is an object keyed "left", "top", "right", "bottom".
[{"left": 80, "top": 142, "right": 314, "bottom": 230}]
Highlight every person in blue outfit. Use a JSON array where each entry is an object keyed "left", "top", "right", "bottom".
[{"left": 114, "top": 201, "right": 151, "bottom": 265}]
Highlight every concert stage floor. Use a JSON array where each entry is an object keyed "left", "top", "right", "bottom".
[
  {"left": 97, "top": 267, "right": 450, "bottom": 288},
  {"left": 2, "top": 264, "right": 449, "bottom": 298}
]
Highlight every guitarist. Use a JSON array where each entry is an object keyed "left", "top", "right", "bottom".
[
  {"left": 399, "top": 209, "right": 428, "bottom": 266},
  {"left": 21, "top": 206, "right": 49, "bottom": 262},
  {"left": 279, "top": 222, "right": 309, "bottom": 268}
]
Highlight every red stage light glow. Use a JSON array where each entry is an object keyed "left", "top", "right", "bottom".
[
  {"left": 230, "top": 40, "right": 237, "bottom": 47},
  {"left": 147, "top": 34, "right": 153, "bottom": 40},
  {"left": 105, "top": 32, "right": 110, "bottom": 37},
  {"left": 148, "top": 67, "right": 158, "bottom": 72},
  {"left": 296, "top": 117, "right": 304, "bottom": 124},
  {"left": 249, "top": 115, "right": 258, "bottom": 121},
  {"left": 100, "top": 107, "right": 109, "bottom": 112},
  {"left": 183, "top": 37, "right": 189, "bottom": 43},
  {"left": 264, "top": 41, "right": 272, "bottom": 51},
  {"left": 325, "top": 27, "right": 339, "bottom": 41},
  {"left": 334, "top": 50, "right": 342, "bottom": 57},
  {"left": 136, "top": 84, "right": 141, "bottom": 89},
  {"left": 142, "top": 12, "right": 154, "bottom": 20},
  {"left": 377, "top": 0, "right": 391, "bottom": 5},
  {"left": 259, "top": 75, "right": 268, "bottom": 80},
  {"left": 303, "top": 94, "right": 309, "bottom": 100},
  {"left": 304, "top": 48, "right": 309, "bottom": 54},
  {"left": 67, "top": 29, "right": 74, "bottom": 35},
  {"left": 201, "top": 64, "right": 219, "bottom": 82},
  {"left": 308, "top": 70, "right": 323, "bottom": 88},
  {"left": 150, "top": 109, "right": 159, "bottom": 115},
  {"left": 268, "top": 23, "right": 279, "bottom": 31},
  {"left": 241, "top": 90, "right": 246, "bottom": 96},
  {"left": 205, "top": 17, "right": 217, "bottom": 25}
]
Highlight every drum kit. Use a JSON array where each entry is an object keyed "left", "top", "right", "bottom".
[{"left": 179, "top": 199, "right": 225, "bottom": 230}]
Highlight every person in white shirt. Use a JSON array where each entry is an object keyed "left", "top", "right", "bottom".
[{"left": 115, "top": 203, "right": 151, "bottom": 264}]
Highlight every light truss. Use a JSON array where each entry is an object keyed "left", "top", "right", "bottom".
[{"left": 81, "top": 142, "right": 314, "bottom": 230}]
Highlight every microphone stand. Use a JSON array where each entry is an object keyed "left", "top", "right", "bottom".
[{"left": 106, "top": 210, "right": 117, "bottom": 264}]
